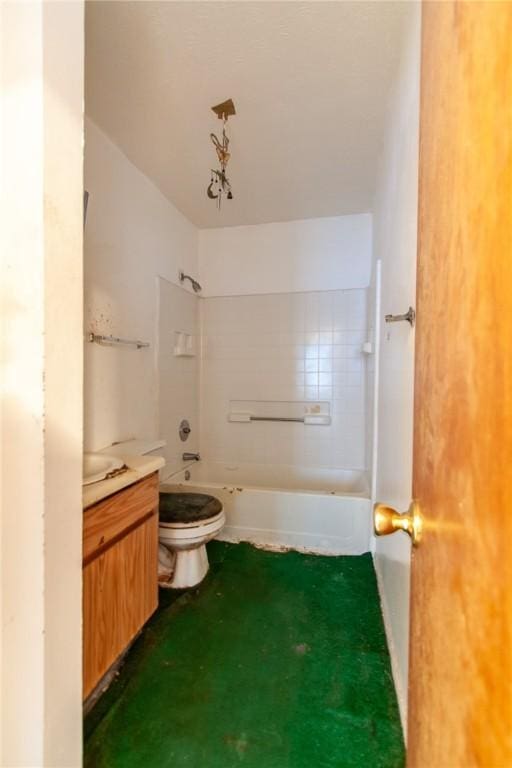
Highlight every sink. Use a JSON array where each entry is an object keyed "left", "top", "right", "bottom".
[{"left": 83, "top": 453, "right": 125, "bottom": 486}]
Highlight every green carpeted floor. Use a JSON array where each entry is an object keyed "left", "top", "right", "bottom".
[{"left": 85, "top": 542, "right": 404, "bottom": 768}]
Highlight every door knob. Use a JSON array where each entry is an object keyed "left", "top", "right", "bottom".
[{"left": 373, "top": 501, "right": 422, "bottom": 546}]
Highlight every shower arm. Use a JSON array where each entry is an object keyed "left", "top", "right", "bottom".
[{"left": 179, "top": 271, "right": 202, "bottom": 293}]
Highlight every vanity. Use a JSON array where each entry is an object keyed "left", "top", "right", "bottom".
[{"left": 83, "top": 454, "right": 164, "bottom": 700}]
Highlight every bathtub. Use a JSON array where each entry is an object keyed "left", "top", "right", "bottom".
[{"left": 160, "top": 461, "right": 372, "bottom": 555}]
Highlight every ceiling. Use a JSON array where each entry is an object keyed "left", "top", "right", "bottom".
[{"left": 85, "top": 2, "right": 410, "bottom": 229}]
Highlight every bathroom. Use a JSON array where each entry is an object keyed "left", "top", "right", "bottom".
[
  {"left": 81, "top": 2, "right": 417, "bottom": 763},
  {"left": 3, "top": 1, "right": 510, "bottom": 767}
]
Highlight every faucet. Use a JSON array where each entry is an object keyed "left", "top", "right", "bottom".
[{"left": 182, "top": 452, "right": 200, "bottom": 462}]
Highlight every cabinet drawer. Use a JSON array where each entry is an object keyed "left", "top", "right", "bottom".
[{"left": 83, "top": 472, "right": 159, "bottom": 563}]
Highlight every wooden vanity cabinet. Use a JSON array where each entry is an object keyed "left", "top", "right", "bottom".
[{"left": 83, "top": 471, "right": 159, "bottom": 699}]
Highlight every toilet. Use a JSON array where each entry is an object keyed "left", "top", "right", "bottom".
[
  {"left": 101, "top": 439, "right": 224, "bottom": 588},
  {"left": 158, "top": 488, "right": 225, "bottom": 589}
]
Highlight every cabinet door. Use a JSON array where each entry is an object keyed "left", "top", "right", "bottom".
[{"left": 83, "top": 513, "right": 158, "bottom": 699}]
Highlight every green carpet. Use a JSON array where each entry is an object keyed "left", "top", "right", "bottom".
[{"left": 85, "top": 542, "right": 404, "bottom": 768}]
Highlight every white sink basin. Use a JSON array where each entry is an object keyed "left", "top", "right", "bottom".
[{"left": 83, "top": 453, "right": 125, "bottom": 486}]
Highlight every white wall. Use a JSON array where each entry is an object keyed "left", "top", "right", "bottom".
[
  {"left": 0, "top": 2, "right": 83, "bottom": 764},
  {"left": 84, "top": 119, "right": 198, "bottom": 451},
  {"left": 200, "top": 289, "right": 368, "bottom": 473},
  {"left": 198, "top": 213, "right": 372, "bottom": 505},
  {"left": 372, "top": 3, "right": 421, "bottom": 732},
  {"left": 199, "top": 214, "right": 372, "bottom": 296},
  {"left": 158, "top": 279, "right": 200, "bottom": 476}
]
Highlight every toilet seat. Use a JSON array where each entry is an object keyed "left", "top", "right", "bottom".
[
  {"left": 159, "top": 512, "right": 225, "bottom": 540},
  {"left": 159, "top": 492, "right": 223, "bottom": 529}
]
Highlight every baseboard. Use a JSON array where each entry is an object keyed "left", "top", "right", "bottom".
[{"left": 373, "top": 554, "right": 408, "bottom": 740}]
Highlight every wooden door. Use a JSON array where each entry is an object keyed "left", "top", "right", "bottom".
[{"left": 408, "top": 2, "right": 512, "bottom": 765}]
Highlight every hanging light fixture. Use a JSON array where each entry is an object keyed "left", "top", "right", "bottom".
[{"left": 207, "top": 98, "right": 236, "bottom": 209}]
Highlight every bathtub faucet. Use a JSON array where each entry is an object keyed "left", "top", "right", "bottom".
[{"left": 182, "top": 452, "right": 200, "bottom": 462}]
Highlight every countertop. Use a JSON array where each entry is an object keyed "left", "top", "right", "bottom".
[{"left": 83, "top": 454, "right": 165, "bottom": 510}]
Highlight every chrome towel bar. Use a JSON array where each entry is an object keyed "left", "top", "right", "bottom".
[
  {"left": 250, "top": 416, "right": 304, "bottom": 423},
  {"left": 229, "top": 413, "right": 331, "bottom": 425},
  {"left": 88, "top": 333, "right": 150, "bottom": 349},
  {"left": 385, "top": 306, "right": 415, "bottom": 327}
]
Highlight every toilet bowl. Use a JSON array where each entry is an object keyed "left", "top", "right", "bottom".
[
  {"left": 98, "top": 439, "right": 224, "bottom": 589},
  {"left": 158, "top": 487, "right": 225, "bottom": 588}
]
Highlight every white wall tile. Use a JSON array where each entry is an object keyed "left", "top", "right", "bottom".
[
  {"left": 158, "top": 279, "right": 200, "bottom": 475},
  {"left": 200, "top": 289, "right": 368, "bottom": 470}
]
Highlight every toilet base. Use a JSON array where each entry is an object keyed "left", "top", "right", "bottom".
[{"left": 160, "top": 543, "right": 209, "bottom": 589}]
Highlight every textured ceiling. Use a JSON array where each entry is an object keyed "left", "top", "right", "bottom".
[{"left": 85, "top": 2, "right": 410, "bottom": 228}]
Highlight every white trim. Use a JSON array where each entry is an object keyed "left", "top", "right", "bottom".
[
  {"left": 370, "top": 259, "right": 382, "bottom": 507},
  {"left": 373, "top": 554, "right": 408, "bottom": 739}
]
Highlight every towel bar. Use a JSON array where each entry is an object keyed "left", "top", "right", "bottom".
[
  {"left": 384, "top": 306, "right": 415, "bottom": 327},
  {"left": 88, "top": 333, "right": 150, "bottom": 349}
]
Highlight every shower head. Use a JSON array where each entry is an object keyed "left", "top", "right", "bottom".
[{"left": 179, "top": 271, "right": 202, "bottom": 293}]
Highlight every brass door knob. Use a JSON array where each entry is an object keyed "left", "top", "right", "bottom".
[{"left": 373, "top": 501, "right": 422, "bottom": 546}]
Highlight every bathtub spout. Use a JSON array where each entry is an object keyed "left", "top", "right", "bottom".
[{"left": 182, "top": 452, "right": 201, "bottom": 462}]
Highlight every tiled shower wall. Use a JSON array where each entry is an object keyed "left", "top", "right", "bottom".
[
  {"left": 158, "top": 278, "right": 200, "bottom": 476},
  {"left": 199, "top": 289, "right": 368, "bottom": 470}
]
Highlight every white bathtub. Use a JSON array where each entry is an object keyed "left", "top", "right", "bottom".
[{"left": 160, "top": 461, "right": 372, "bottom": 555}]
